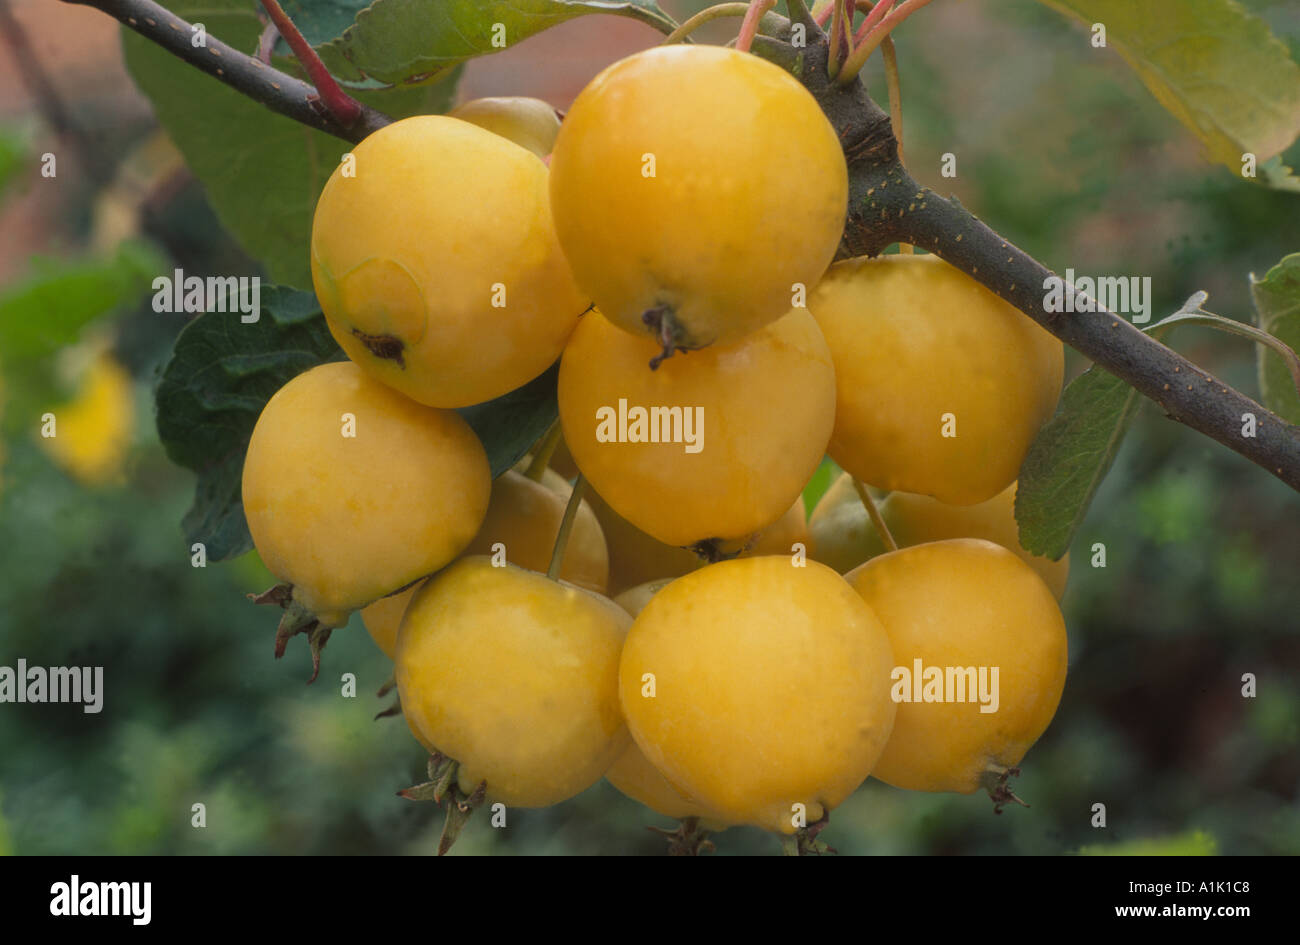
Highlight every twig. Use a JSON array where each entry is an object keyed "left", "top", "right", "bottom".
[
  {"left": 792, "top": 31, "right": 1300, "bottom": 491},
  {"left": 259, "top": 0, "right": 361, "bottom": 126},
  {"left": 60, "top": 0, "right": 391, "bottom": 143}
]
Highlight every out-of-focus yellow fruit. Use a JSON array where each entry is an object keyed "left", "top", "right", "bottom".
[
  {"left": 560, "top": 307, "right": 835, "bottom": 546},
  {"left": 805, "top": 472, "right": 885, "bottom": 573},
  {"left": 845, "top": 539, "right": 1068, "bottom": 795},
  {"left": 612, "top": 579, "right": 674, "bottom": 618},
  {"left": 548, "top": 436, "right": 580, "bottom": 481},
  {"left": 809, "top": 473, "right": 1069, "bottom": 598},
  {"left": 619, "top": 557, "right": 896, "bottom": 834},
  {"left": 462, "top": 469, "right": 608, "bottom": 593},
  {"left": 396, "top": 557, "right": 630, "bottom": 808},
  {"left": 360, "top": 581, "right": 424, "bottom": 660},
  {"left": 311, "top": 115, "right": 586, "bottom": 408},
  {"left": 589, "top": 490, "right": 701, "bottom": 595},
  {"left": 809, "top": 255, "right": 1063, "bottom": 504},
  {"left": 550, "top": 45, "right": 847, "bottom": 351},
  {"left": 241, "top": 361, "right": 490, "bottom": 624},
  {"left": 449, "top": 96, "right": 561, "bottom": 159},
  {"left": 39, "top": 353, "right": 135, "bottom": 486}
]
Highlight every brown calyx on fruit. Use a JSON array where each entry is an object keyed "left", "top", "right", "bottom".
[
  {"left": 643, "top": 304, "right": 689, "bottom": 370},
  {"left": 249, "top": 583, "right": 334, "bottom": 683},
  {"left": 648, "top": 816, "right": 715, "bottom": 856},
  {"left": 690, "top": 537, "right": 751, "bottom": 563},
  {"left": 352, "top": 328, "right": 406, "bottom": 368},
  {"left": 779, "top": 811, "right": 837, "bottom": 856},
  {"left": 980, "top": 764, "right": 1029, "bottom": 814},
  {"left": 397, "top": 752, "right": 487, "bottom": 856}
]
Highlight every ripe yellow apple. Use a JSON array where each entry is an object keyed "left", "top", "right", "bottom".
[
  {"left": 559, "top": 307, "right": 835, "bottom": 547},
  {"left": 550, "top": 45, "right": 847, "bottom": 351},
  {"left": 845, "top": 539, "right": 1068, "bottom": 795},
  {"left": 311, "top": 115, "right": 586, "bottom": 408},
  {"left": 809, "top": 254, "right": 1063, "bottom": 504}
]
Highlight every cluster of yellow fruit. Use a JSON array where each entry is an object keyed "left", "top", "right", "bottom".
[{"left": 242, "top": 44, "right": 1069, "bottom": 843}]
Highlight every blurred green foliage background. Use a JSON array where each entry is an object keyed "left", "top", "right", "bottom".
[{"left": 0, "top": 0, "right": 1297, "bottom": 855}]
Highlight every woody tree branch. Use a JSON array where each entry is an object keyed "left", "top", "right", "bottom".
[
  {"left": 62, "top": 2, "right": 1300, "bottom": 491},
  {"left": 61, "top": 0, "right": 391, "bottom": 143},
  {"left": 758, "top": 27, "right": 1300, "bottom": 491}
]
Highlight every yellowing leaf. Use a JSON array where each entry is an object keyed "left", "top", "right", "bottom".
[
  {"left": 1251, "top": 253, "right": 1300, "bottom": 424},
  {"left": 1039, "top": 0, "right": 1300, "bottom": 178}
]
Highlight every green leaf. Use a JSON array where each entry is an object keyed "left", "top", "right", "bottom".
[
  {"left": 1038, "top": 0, "right": 1300, "bottom": 181},
  {"left": 1015, "top": 366, "right": 1143, "bottom": 560},
  {"left": 121, "top": 0, "right": 462, "bottom": 289},
  {"left": 277, "top": 0, "right": 367, "bottom": 46},
  {"left": 800, "top": 456, "right": 839, "bottom": 518},
  {"left": 1077, "top": 830, "right": 1217, "bottom": 856},
  {"left": 457, "top": 363, "right": 559, "bottom": 479},
  {"left": 156, "top": 287, "right": 558, "bottom": 560},
  {"left": 1259, "top": 155, "right": 1300, "bottom": 193},
  {"left": 0, "top": 241, "right": 167, "bottom": 431},
  {"left": 318, "top": 0, "right": 676, "bottom": 87},
  {"left": 155, "top": 286, "right": 345, "bottom": 561},
  {"left": 1251, "top": 252, "right": 1300, "bottom": 424},
  {"left": 0, "top": 241, "right": 165, "bottom": 362}
]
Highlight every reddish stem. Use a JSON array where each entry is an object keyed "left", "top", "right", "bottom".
[
  {"left": 255, "top": 17, "right": 279, "bottom": 65},
  {"left": 852, "top": 0, "right": 895, "bottom": 44},
  {"left": 863, "top": 0, "right": 935, "bottom": 47},
  {"left": 838, "top": 0, "right": 935, "bottom": 83},
  {"left": 259, "top": 0, "right": 361, "bottom": 127},
  {"left": 814, "top": 2, "right": 834, "bottom": 28},
  {"left": 735, "top": 0, "right": 775, "bottom": 54}
]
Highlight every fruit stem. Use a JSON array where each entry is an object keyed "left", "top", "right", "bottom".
[
  {"left": 547, "top": 474, "right": 588, "bottom": 581},
  {"left": 837, "top": 0, "right": 935, "bottom": 85},
  {"left": 662, "top": 2, "right": 752, "bottom": 45},
  {"left": 644, "top": 305, "right": 686, "bottom": 369},
  {"left": 852, "top": 0, "right": 894, "bottom": 44},
  {"left": 254, "top": 17, "right": 279, "bottom": 65},
  {"left": 785, "top": 0, "right": 818, "bottom": 31},
  {"left": 258, "top": 0, "right": 363, "bottom": 127},
  {"left": 867, "top": 2, "right": 912, "bottom": 254},
  {"left": 851, "top": 478, "right": 898, "bottom": 552},
  {"left": 735, "top": 0, "right": 776, "bottom": 53},
  {"left": 525, "top": 420, "right": 563, "bottom": 482},
  {"left": 826, "top": 0, "right": 849, "bottom": 78}
]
